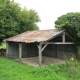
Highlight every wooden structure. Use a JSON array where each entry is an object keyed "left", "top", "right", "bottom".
[{"left": 5, "top": 29, "right": 76, "bottom": 67}]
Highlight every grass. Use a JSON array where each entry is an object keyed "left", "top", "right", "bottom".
[
  {"left": 0, "top": 43, "right": 6, "bottom": 49},
  {"left": 0, "top": 57, "right": 80, "bottom": 80}
]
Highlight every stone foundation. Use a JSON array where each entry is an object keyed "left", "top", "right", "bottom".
[
  {"left": 57, "top": 51, "right": 76, "bottom": 60},
  {"left": 43, "top": 49, "right": 76, "bottom": 60}
]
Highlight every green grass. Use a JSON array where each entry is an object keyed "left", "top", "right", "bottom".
[
  {"left": 0, "top": 57, "right": 80, "bottom": 80},
  {"left": 0, "top": 43, "right": 6, "bottom": 49}
]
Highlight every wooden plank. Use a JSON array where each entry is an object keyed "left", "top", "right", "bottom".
[
  {"left": 42, "top": 42, "right": 74, "bottom": 44},
  {"left": 38, "top": 43, "right": 42, "bottom": 67},
  {"left": 19, "top": 43, "right": 22, "bottom": 63}
]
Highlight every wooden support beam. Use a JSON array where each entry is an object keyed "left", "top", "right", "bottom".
[
  {"left": 62, "top": 32, "right": 65, "bottom": 43},
  {"left": 36, "top": 44, "right": 39, "bottom": 49},
  {"left": 38, "top": 43, "right": 42, "bottom": 67},
  {"left": 19, "top": 43, "right": 23, "bottom": 63},
  {"left": 37, "top": 43, "right": 48, "bottom": 52},
  {"left": 22, "top": 43, "right": 26, "bottom": 48},
  {"left": 41, "top": 44, "right": 48, "bottom": 52},
  {"left": 65, "top": 32, "right": 73, "bottom": 40},
  {"left": 37, "top": 42, "right": 47, "bottom": 67},
  {"left": 42, "top": 42, "right": 74, "bottom": 44},
  {"left": 6, "top": 42, "right": 9, "bottom": 57}
]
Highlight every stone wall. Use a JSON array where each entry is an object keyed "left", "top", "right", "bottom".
[
  {"left": 57, "top": 45, "right": 76, "bottom": 60},
  {"left": 57, "top": 51, "right": 76, "bottom": 60},
  {"left": 42, "top": 44, "right": 76, "bottom": 60}
]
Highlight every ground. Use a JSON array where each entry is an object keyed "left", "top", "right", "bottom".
[
  {"left": 0, "top": 57, "right": 80, "bottom": 80},
  {"left": 15, "top": 57, "right": 65, "bottom": 67}
]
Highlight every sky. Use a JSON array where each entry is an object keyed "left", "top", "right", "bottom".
[{"left": 15, "top": 0, "right": 80, "bottom": 30}]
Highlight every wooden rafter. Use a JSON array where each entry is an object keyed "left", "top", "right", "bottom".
[{"left": 65, "top": 32, "right": 74, "bottom": 41}]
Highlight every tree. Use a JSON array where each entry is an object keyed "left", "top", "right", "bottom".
[
  {"left": 0, "top": 0, "right": 40, "bottom": 44},
  {"left": 18, "top": 9, "right": 40, "bottom": 33},
  {"left": 55, "top": 12, "right": 80, "bottom": 39},
  {"left": 55, "top": 12, "right": 80, "bottom": 59}
]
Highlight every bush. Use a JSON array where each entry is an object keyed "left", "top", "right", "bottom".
[
  {"left": 76, "top": 45, "right": 80, "bottom": 60},
  {"left": 0, "top": 48, "right": 6, "bottom": 56},
  {"left": 59, "top": 59, "right": 80, "bottom": 79}
]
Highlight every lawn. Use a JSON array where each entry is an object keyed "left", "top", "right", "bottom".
[{"left": 0, "top": 57, "right": 80, "bottom": 80}]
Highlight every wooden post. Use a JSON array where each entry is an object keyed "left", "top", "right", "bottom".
[
  {"left": 38, "top": 43, "right": 42, "bottom": 67},
  {"left": 6, "top": 42, "right": 9, "bottom": 57},
  {"left": 37, "top": 43, "right": 48, "bottom": 67},
  {"left": 62, "top": 32, "right": 65, "bottom": 43},
  {"left": 19, "top": 43, "right": 22, "bottom": 63}
]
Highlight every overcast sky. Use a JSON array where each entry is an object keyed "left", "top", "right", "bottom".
[{"left": 14, "top": 0, "right": 80, "bottom": 30}]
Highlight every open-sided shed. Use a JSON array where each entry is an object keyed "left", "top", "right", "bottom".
[{"left": 6, "top": 29, "right": 76, "bottom": 66}]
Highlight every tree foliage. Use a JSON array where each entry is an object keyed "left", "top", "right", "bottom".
[
  {"left": 0, "top": 0, "right": 40, "bottom": 44},
  {"left": 55, "top": 12, "right": 80, "bottom": 39}
]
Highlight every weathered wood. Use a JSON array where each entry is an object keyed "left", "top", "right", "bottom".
[
  {"left": 19, "top": 43, "right": 25, "bottom": 63},
  {"left": 38, "top": 43, "right": 42, "bottom": 67},
  {"left": 22, "top": 43, "right": 26, "bottom": 48},
  {"left": 41, "top": 44, "right": 48, "bottom": 52},
  {"left": 37, "top": 43, "right": 48, "bottom": 67},
  {"left": 42, "top": 42, "right": 74, "bottom": 44},
  {"left": 37, "top": 43, "right": 48, "bottom": 52},
  {"left": 47, "top": 30, "right": 65, "bottom": 42},
  {"left": 62, "top": 32, "right": 65, "bottom": 43},
  {"left": 6, "top": 42, "right": 9, "bottom": 57},
  {"left": 36, "top": 44, "right": 39, "bottom": 49},
  {"left": 19, "top": 43, "right": 23, "bottom": 63},
  {"left": 65, "top": 32, "right": 73, "bottom": 40}
]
